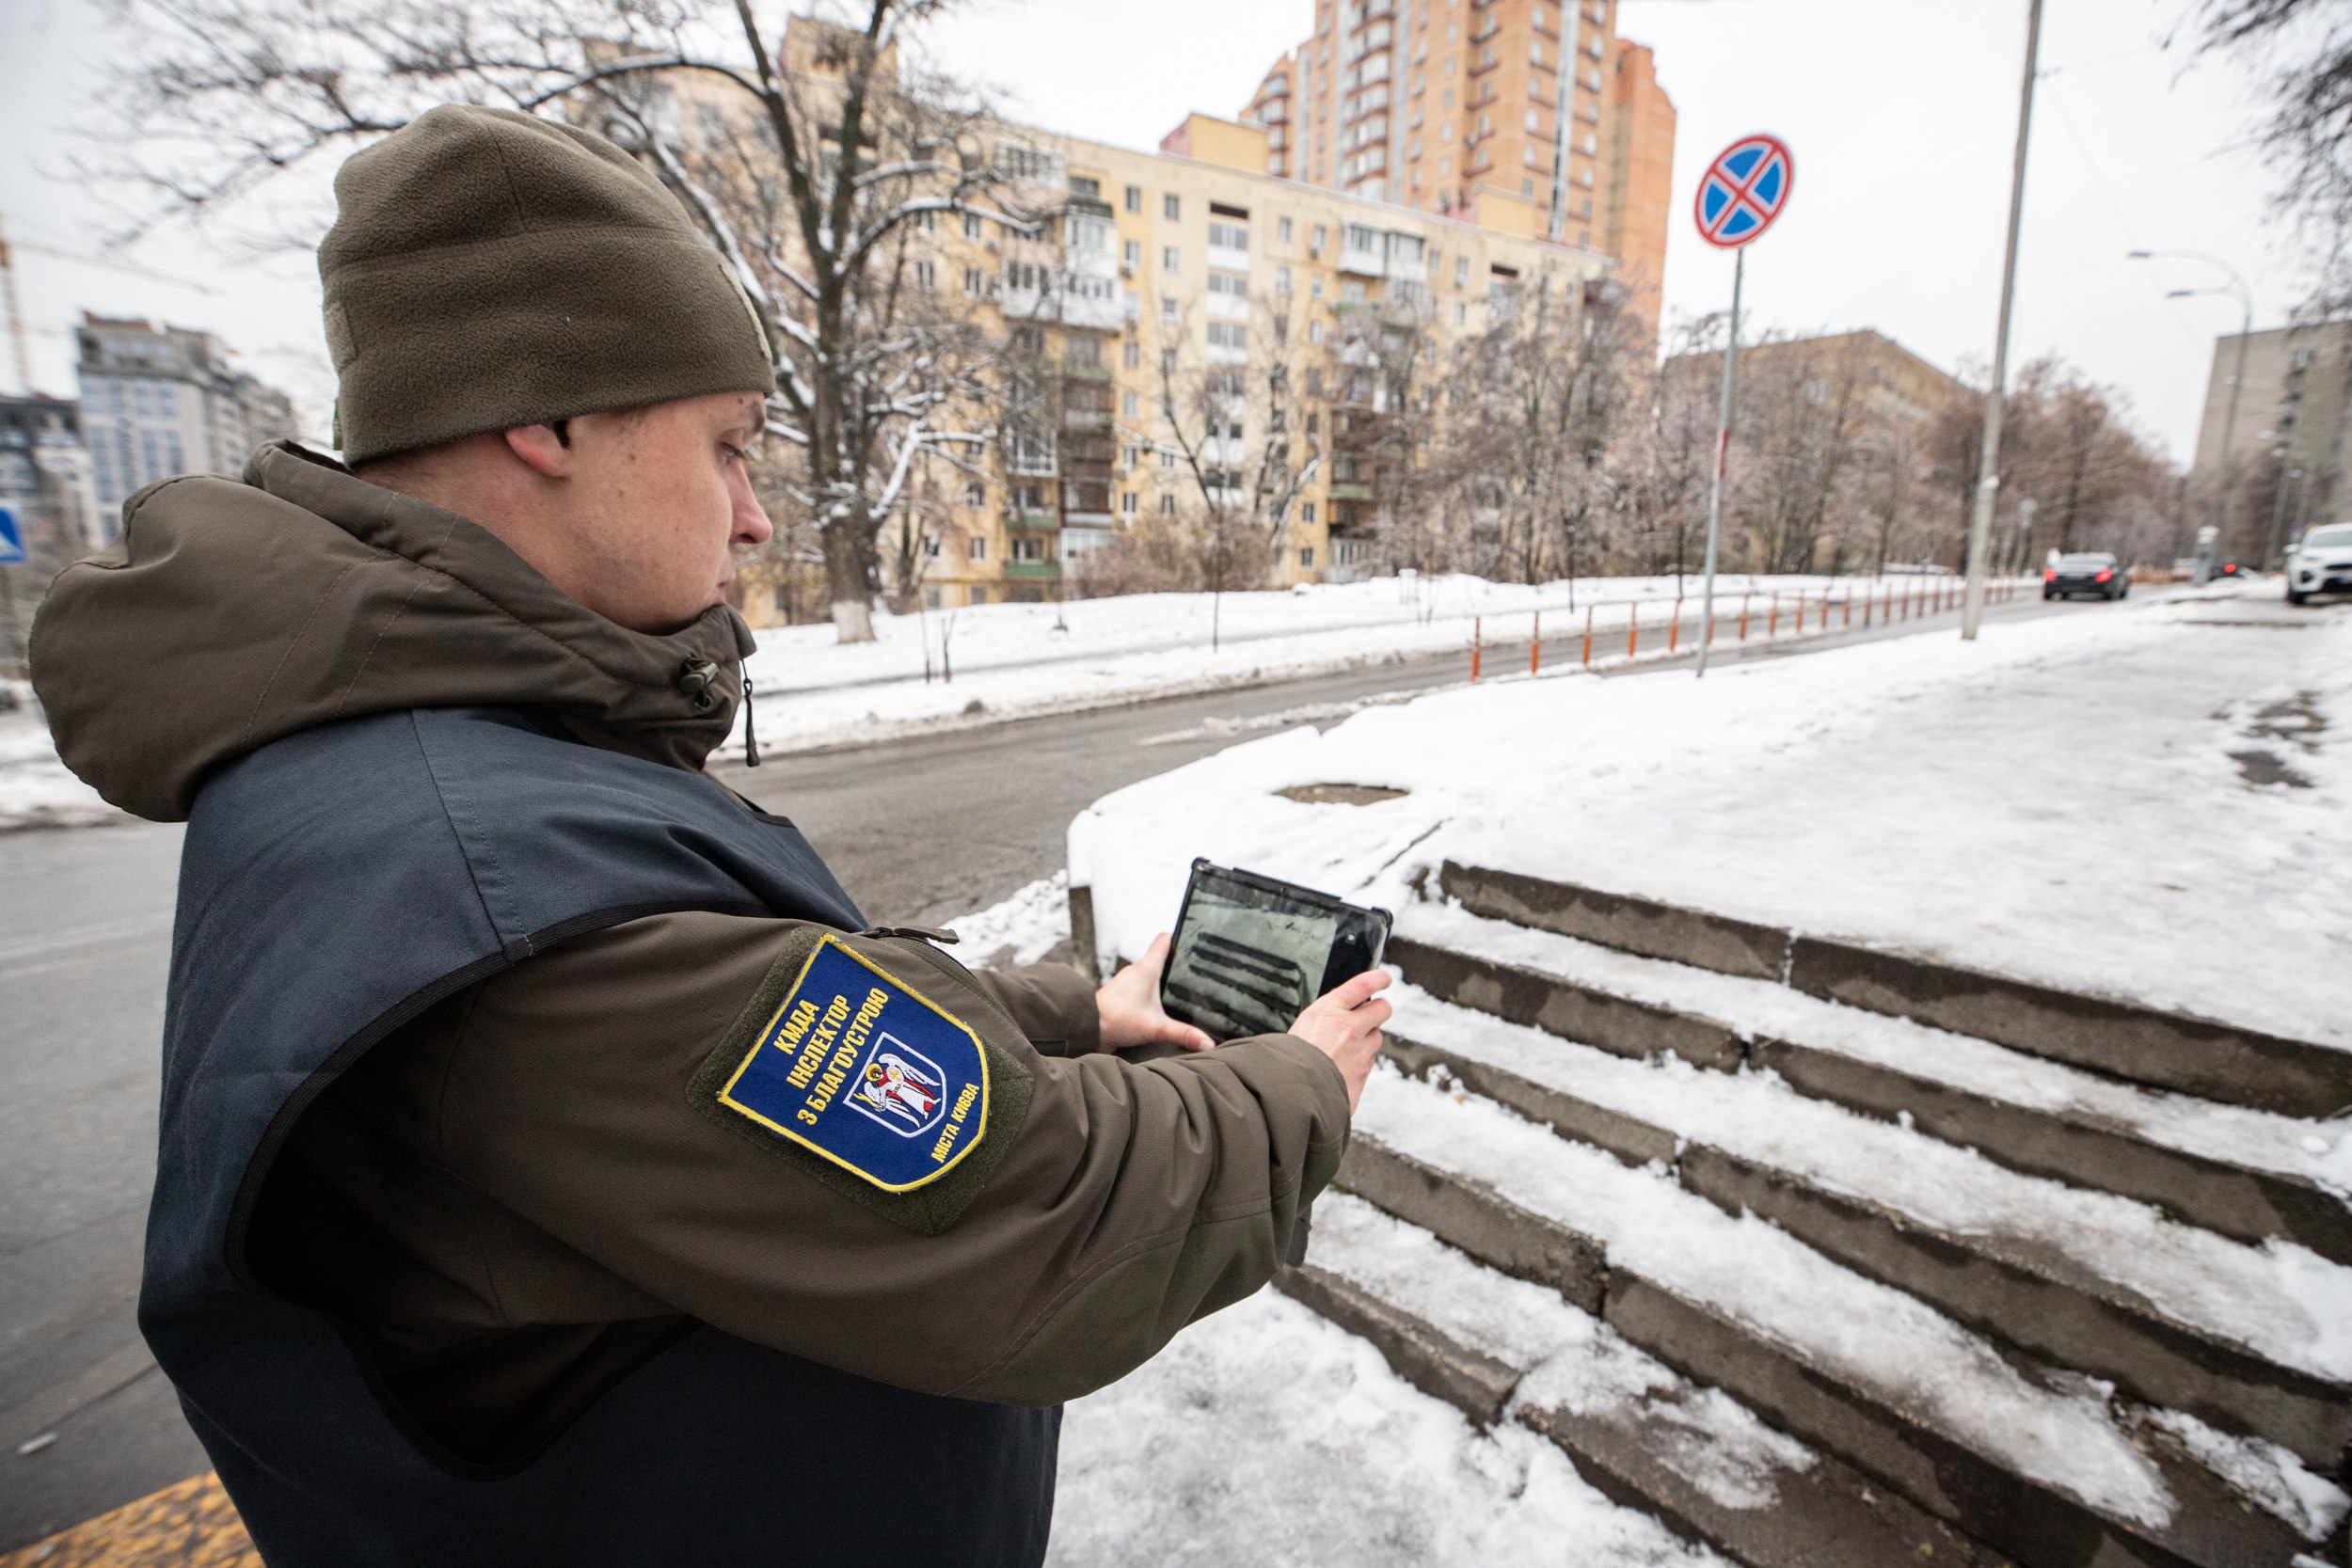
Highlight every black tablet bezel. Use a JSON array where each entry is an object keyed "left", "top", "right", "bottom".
[{"left": 1157, "top": 858, "right": 1393, "bottom": 1041}]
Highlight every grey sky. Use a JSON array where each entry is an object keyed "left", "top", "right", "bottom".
[{"left": 0, "top": 0, "right": 2308, "bottom": 461}]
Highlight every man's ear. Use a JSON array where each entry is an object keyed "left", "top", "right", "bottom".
[{"left": 503, "top": 421, "right": 575, "bottom": 479}]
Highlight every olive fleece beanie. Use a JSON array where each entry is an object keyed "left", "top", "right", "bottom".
[{"left": 320, "top": 104, "right": 775, "bottom": 465}]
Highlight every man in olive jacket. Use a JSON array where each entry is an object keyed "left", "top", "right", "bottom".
[{"left": 30, "top": 105, "right": 1388, "bottom": 1567}]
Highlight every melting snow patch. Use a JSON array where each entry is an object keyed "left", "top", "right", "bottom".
[{"left": 2140, "top": 1408, "right": 2351, "bottom": 1541}]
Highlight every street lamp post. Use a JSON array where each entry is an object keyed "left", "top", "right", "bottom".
[{"left": 2129, "top": 251, "right": 2254, "bottom": 574}]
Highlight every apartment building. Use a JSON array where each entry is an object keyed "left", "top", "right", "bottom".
[
  {"left": 692, "top": 19, "right": 1611, "bottom": 626},
  {"left": 74, "top": 314, "right": 299, "bottom": 531},
  {"left": 0, "top": 393, "right": 103, "bottom": 572},
  {"left": 2187, "top": 320, "right": 2349, "bottom": 562},
  {"left": 1239, "top": 0, "right": 1675, "bottom": 328}
]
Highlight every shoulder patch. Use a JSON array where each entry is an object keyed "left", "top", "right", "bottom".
[{"left": 711, "top": 935, "right": 991, "bottom": 1192}]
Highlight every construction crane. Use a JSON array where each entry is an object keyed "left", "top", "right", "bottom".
[{"left": 0, "top": 214, "right": 220, "bottom": 395}]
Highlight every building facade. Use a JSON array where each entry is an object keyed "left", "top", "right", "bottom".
[
  {"left": 714, "top": 32, "right": 1613, "bottom": 626},
  {"left": 74, "top": 314, "right": 300, "bottom": 532},
  {"left": 1237, "top": 0, "right": 1675, "bottom": 328},
  {"left": 0, "top": 393, "right": 103, "bottom": 573},
  {"left": 2188, "top": 320, "right": 2350, "bottom": 562}
]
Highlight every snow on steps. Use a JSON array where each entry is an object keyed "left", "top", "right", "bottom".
[
  {"left": 1340, "top": 1069, "right": 2349, "bottom": 1568},
  {"left": 1389, "top": 898, "right": 2352, "bottom": 1269},
  {"left": 1438, "top": 861, "right": 2352, "bottom": 1120},
  {"left": 1282, "top": 1195, "right": 1998, "bottom": 1568},
  {"left": 1378, "top": 976, "right": 2352, "bottom": 1471}
]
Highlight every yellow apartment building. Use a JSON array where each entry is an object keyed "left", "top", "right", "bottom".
[
  {"left": 1238, "top": 0, "right": 1675, "bottom": 331},
  {"left": 711, "top": 35, "right": 1613, "bottom": 625}
]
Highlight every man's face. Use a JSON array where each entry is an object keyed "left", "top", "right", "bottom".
[{"left": 556, "top": 391, "right": 773, "bottom": 634}]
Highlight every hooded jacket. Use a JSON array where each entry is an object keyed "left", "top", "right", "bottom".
[{"left": 31, "top": 445, "right": 1351, "bottom": 1563}]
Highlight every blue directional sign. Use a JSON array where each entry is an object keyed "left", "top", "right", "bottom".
[
  {"left": 0, "top": 507, "right": 24, "bottom": 566},
  {"left": 1695, "top": 135, "right": 1795, "bottom": 249}
]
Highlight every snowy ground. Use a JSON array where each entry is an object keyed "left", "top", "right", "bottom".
[
  {"left": 934, "top": 872, "right": 1728, "bottom": 1566},
  {"left": 1073, "top": 578, "right": 2352, "bottom": 1052},
  {"left": 0, "top": 570, "right": 1954, "bottom": 831},
  {"left": 726, "top": 569, "right": 1955, "bottom": 759}
]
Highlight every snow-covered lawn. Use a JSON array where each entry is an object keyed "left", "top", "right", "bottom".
[
  {"left": 1073, "top": 579, "right": 2352, "bottom": 1052},
  {"left": 0, "top": 570, "right": 1963, "bottom": 831},
  {"left": 728, "top": 569, "right": 1964, "bottom": 758}
]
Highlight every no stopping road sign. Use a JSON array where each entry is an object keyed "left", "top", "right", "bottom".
[{"left": 1695, "top": 134, "right": 1794, "bottom": 249}]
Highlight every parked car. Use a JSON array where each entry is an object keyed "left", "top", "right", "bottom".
[
  {"left": 2287, "top": 523, "right": 2352, "bottom": 605},
  {"left": 2043, "top": 553, "right": 2130, "bottom": 600}
]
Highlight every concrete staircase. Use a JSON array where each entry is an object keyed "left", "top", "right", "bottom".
[{"left": 1282, "top": 860, "right": 2352, "bottom": 1568}]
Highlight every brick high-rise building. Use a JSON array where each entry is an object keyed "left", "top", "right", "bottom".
[{"left": 1240, "top": 0, "right": 1676, "bottom": 329}]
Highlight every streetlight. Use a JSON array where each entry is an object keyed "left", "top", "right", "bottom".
[{"left": 2130, "top": 250, "right": 2254, "bottom": 578}]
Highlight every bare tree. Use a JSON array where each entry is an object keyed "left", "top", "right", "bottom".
[
  {"left": 1621, "top": 317, "right": 1719, "bottom": 582},
  {"left": 83, "top": 0, "right": 1047, "bottom": 641},
  {"left": 2188, "top": 0, "right": 2352, "bottom": 315}
]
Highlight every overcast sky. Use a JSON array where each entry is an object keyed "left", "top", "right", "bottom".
[{"left": 0, "top": 0, "right": 2313, "bottom": 462}]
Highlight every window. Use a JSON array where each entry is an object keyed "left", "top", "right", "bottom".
[
  {"left": 1121, "top": 445, "right": 1140, "bottom": 467},
  {"left": 1454, "top": 254, "right": 1470, "bottom": 285},
  {"left": 1299, "top": 546, "right": 1315, "bottom": 567},
  {"left": 964, "top": 212, "right": 983, "bottom": 239},
  {"left": 1311, "top": 275, "right": 1326, "bottom": 299},
  {"left": 1160, "top": 349, "right": 1178, "bottom": 375},
  {"left": 969, "top": 586, "right": 990, "bottom": 605},
  {"left": 963, "top": 266, "right": 985, "bottom": 294},
  {"left": 924, "top": 585, "right": 944, "bottom": 610},
  {"left": 1160, "top": 448, "right": 1179, "bottom": 468},
  {"left": 1206, "top": 272, "right": 1248, "bottom": 300},
  {"left": 1306, "top": 368, "right": 1324, "bottom": 395},
  {"left": 1011, "top": 535, "right": 1048, "bottom": 562},
  {"left": 1162, "top": 296, "right": 1179, "bottom": 322},
  {"left": 1454, "top": 300, "right": 1468, "bottom": 324},
  {"left": 1162, "top": 245, "right": 1181, "bottom": 272},
  {"left": 1067, "top": 214, "right": 1112, "bottom": 253},
  {"left": 1312, "top": 223, "right": 1328, "bottom": 250},
  {"left": 1125, "top": 184, "right": 1143, "bottom": 213},
  {"left": 1306, "top": 412, "right": 1320, "bottom": 438},
  {"left": 1066, "top": 334, "right": 1102, "bottom": 367},
  {"left": 1121, "top": 491, "right": 1139, "bottom": 514},
  {"left": 1277, "top": 265, "right": 1292, "bottom": 293},
  {"left": 1122, "top": 390, "right": 1141, "bottom": 418},
  {"left": 1341, "top": 279, "right": 1366, "bottom": 304},
  {"left": 1303, "top": 501, "right": 1317, "bottom": 523},
  {"left": 1279, "top": 216, "right": 1295, "bottom": 243},
  {"left": 914, "top": 260, "right": 935, "bottom": 290},
  {"left": 1208, "top": 221, "right": 1248, "bottom": 252},
  {"left": 1123, "top": 239, "right": 1142, "bottom": 269},
  {"left": 1122, "top": 341, "right": 1141, "bottom": 370},
  {"left": 1206, "top": 321, "right": 1248, "bottom": 349},
  {"left": 995, "top": 143, "right": 1056, "bottom": 182},
  {"left": 967, "top": 536, "right": 988, "bottom": 562},
  {"left": 1069, "top": 175, "right": 1101, "bottom": 198},
  {"left": 1163, "top": 193, "right": 1181, "bottom": 220},
  {"left": 1309, "top": 319, "right": 1326, "bottom": 345}
]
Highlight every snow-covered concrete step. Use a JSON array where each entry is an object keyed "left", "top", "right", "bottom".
[
  {"left": 1391, "top": 900, "right": 2352, "bottom": 1268},
  {"left": 1438, "top": 860, "right": 2352, "bottom": 1119},
  {"left": 1342, "top": 1069, "right": 2351, "bottom": 1568},
  {"left": 1281, "top": 1195, "right": 2001, "bottom": 1568},
  {"left": 1380, "top": 983, "right": 2352, "bottom": 1470}
]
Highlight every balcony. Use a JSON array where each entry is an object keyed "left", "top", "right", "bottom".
[
  {"left": 1006, "top": 511, "right": 1061, "bottom": 531},
  {"left": 1005, "top": 559, "right": 1062, "bottom": 580},
  {"left": 1327, "top": 482, "right": 1373, "bottom": 501}
]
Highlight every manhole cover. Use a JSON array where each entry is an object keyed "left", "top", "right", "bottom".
[{"left": 1276, "top": 784, "right": 1409, "bottom": 806}]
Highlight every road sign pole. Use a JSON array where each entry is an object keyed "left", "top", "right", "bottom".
[
  {"left": 1695, "top": 247, "right": 1744, "bottom": 678},
  {"left": 0, "top": 564, "right": 22, "bottom": 681},
  {"left": 1962, "top": 0, "right": 2044, "bottom": 641}
]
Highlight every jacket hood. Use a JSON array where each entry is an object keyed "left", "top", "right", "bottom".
[{"left": 31, "top": 440, "right": 755, "bottom": 823}]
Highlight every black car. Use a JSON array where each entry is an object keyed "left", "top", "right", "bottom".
[{"left": 2043, "top": 552, "right": 2130, "bottom": 600}]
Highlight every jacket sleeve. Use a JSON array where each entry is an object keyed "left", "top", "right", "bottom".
[
  {"left": 430, "top": 910, "right": 1350, "bottom": 1407},
  {"left": 969, "top": 961, "right": 1100, "bottom": 1057}
]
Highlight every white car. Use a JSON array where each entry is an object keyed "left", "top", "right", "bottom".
[{"left": 2287, "top": 523, "right": 2352, "bottom": 605}]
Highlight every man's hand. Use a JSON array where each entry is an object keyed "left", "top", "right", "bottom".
[
  {"left": 1095, "top": 933, "right": 1216, "bottom": 1053},
  {"left": 1288, "top": 969, "right": 1391, "bottom": 1112}
]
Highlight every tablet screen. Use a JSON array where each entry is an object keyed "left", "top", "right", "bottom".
[{"left": 1160, "top": 862, "right": 1391, "bottom": 1041}]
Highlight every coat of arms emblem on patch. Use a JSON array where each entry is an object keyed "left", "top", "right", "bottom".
[{"left": 848, "top": 1037, "right": 947, "bottom": 1137}]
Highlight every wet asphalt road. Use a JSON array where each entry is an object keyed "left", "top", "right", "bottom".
[{"left": 0, "top": 586, "right": 2070, "bottom": 1547}]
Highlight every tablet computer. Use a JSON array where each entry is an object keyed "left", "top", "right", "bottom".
[{"left": 1158, "top": 859, "right": 1393, "bottom": 1042}]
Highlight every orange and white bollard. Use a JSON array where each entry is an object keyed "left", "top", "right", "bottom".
[
  {"left": 1470, "top": 616, "right": 1483, "bottom": 682},
  {"left": 1669, "top": 595, "right": 1683, "bottom": 654},
  {"left": 1628, "top": 602, "right": 1640, "bottom": 659},
  {"left": 1739, "top": 592, "right": 1752, "bottom": 641},
  {"left": 1531, "top": 610, "right": 1542, "bottom": 674},
  {"left": 1582, "top": 604, "right": 1595, "bottom": 668}
]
